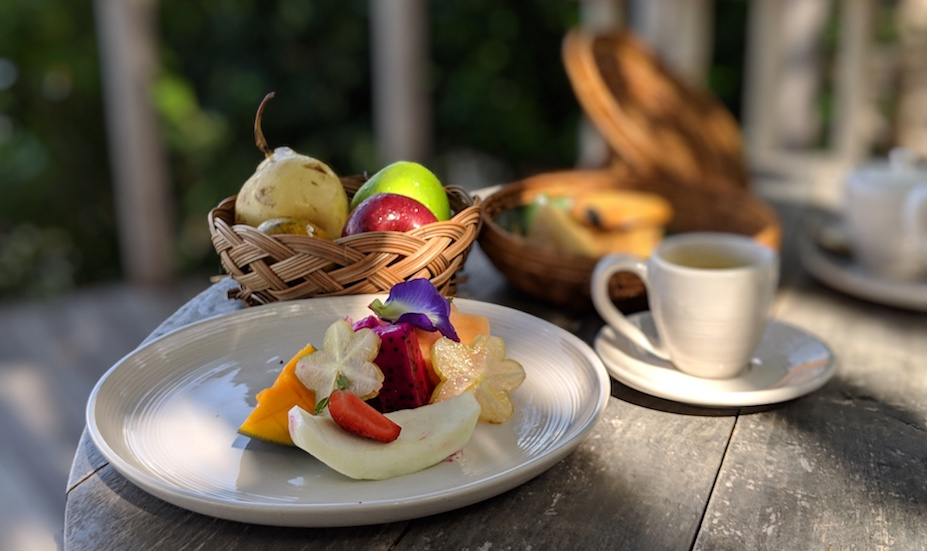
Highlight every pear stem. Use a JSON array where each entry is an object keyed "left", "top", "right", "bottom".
[{"left": 254, "top": 92, "right": 275, "bottom": 158}]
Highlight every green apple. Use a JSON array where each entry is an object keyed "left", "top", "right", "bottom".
[{"left": 351, "top": 161, "right": 452, "bottom": 221}]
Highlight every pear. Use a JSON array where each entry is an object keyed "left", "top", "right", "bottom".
[{"left": 234, "top": 92, "right": 349, "bottom": 238}]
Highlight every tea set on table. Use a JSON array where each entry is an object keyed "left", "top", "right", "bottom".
[
  {"left": 799, "top": 148, "right": 927, "bottom": 311},
  {"left": 592, "top": 147, "right": 927, "bottom": 408}
]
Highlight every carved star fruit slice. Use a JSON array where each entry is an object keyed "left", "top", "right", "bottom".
[
  {"left": 430, "top": 335, "right": 525, "bottom": 423},
  {"left": 295, "top": 319, "right": 383, "bottom": 403}
]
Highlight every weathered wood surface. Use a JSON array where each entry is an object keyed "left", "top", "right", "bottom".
[
  {"left": 696, "top": 276, "right": 927, "bottom": 550},
  {"left": 64, "top": 190, "right": 927, "bottom": 550},
  {"left": 0, "top": 277, "right": 205, "bottom": 551}
]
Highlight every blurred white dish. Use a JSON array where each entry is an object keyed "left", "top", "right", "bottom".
[
  {"left": 799, "top": 217, "right": 927, "bottom": 311},
  {"left": 595, "top": 312, "right": 836, "bottom": 407}
]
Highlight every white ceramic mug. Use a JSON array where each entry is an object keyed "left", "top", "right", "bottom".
[
  {"left": 845, "top": 148, "right": 927, "bottom": 280},
  {"left": 592, "top": 232, "right": 779, "bottom": 379}
]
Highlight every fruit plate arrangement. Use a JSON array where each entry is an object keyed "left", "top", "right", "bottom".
[
  {"left": 85, "top": 295, "right": 610, "bottom": 527},
  {"left": 208, "top": 93, "right": 481, "bottom": 306},
  {"left": 479, "top": 168, "right": 781, "bottom": 309}
]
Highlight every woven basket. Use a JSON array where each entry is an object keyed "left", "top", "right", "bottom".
[
  {"left": 209, "top": 175, "right": 481, "bottom": 305},
  {"left": 479, "top": 169, "right": 781, "bottom": 309},
  {"left": 563, "top": 28, "right": 748, "bottom": 191}
]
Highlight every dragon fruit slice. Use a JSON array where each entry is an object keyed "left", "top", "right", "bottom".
[
  {"left": 368, "top": 321, "right": 433, "bottom": 412},
  {"left": 351, "top": 315, "right": 385, "bottom": 331}
]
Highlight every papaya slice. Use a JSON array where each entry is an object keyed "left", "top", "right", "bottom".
[{"left": 238, "top": 342, "right": 317, "bottom": 446}]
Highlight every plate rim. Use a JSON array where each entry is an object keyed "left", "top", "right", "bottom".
[
  {"left": 85, "top": 295, "right": 610, "bottom": 526},
  {"left": 595, "top": 312, "right": 837, "bottom": 408}
]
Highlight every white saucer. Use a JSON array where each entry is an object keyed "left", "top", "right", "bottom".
[
  {"left": 595, "top": 312, "right": 837, "bottom": 407},
  {"left": 798, "top": 218, "right": 927, "bottom": 312}
]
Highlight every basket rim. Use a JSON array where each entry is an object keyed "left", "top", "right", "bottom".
[{"left": 207, "top": 180, "right": 482, "bottom": 305}]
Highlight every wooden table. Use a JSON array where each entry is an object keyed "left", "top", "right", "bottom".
[{"left": 64, "top": 194, "right": 927, "bottom": 550}]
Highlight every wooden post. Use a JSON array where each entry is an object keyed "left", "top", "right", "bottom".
[
  {"left": 895, "top": 0, "right": 927, "bottom": 155},
  {"left": 93, "top": 0, "right": 174, "bottom": 284},
  {"left": 829, "top": 0, "right": 873, "bottom": 164},
  {"left": 629, "top": 0, "right": 715, "bottom": 86},
  {"left": 370, "top": 0, "right": 430, "bottom": 165},
  {"left": 576, "top": 0, "right": 625, "bottom": 168},
  {"left": 776, "top": 0, "right": 831, "bottom": 150},
  {"left": 742, "top": 0, "right": 785, "bottom": 168}
]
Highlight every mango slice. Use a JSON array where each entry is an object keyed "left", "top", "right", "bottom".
[{"left": 238, "top": 342, "right": 318, "bottom": 446}]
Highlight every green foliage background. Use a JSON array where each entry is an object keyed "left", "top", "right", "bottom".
[{"left": 0, "top": 0, "right": 754, "bottom": 300}]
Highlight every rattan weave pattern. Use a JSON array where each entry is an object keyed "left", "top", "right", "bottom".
[{"left": 209, "top": 178, "right": 480, "bottom": 306}]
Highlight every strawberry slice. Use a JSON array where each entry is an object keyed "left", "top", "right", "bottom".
[{"left": 327, "top": 389, "right": 402, "bottom": 443}]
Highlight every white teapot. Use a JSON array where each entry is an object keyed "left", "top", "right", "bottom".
[{"left": 844, "top": 148, "right": 927, "bottom": 280}]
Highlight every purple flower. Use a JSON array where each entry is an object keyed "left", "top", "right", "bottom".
[{"left": 368, "top": 279, "right": 460, "bottom": 341}]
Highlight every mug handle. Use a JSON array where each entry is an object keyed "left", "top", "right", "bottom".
[
  {"left": 905, "top": 184, "right": 927, "bottom": 255},
  {"left": 591, "top": 254, "right": 670, "bottom": 359}
]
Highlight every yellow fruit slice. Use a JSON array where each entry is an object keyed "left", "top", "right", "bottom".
[
  {"left": 588, "top": 226, "right": 666, "bottom": 257},
  {"left": 430, "top": 335, "right": 525, "bottom": 424},
  {"left": 238, "top": 343, "right": 318, "bottom": 446},
  {"left": 569, "top": 190, "right": 673, "bottom": 231},
  {"left": 415, "top": 303, "right": 492, "bottom": 387}
]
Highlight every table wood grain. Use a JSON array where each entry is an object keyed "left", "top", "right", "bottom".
[{"left": 64, "top": 197, "right": 927, "bottom": 550}]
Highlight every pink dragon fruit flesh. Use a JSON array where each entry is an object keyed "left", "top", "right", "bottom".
[
  {"left": 350, "top": 315, "right": 384, "bottom": 331},
  {"left": 367, "top": 321, "right": 433, "bottom": 412}
]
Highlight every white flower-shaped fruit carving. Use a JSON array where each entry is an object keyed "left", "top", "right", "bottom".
[{"left": 296, "top": 320, "right": 384, "bottom": 403}]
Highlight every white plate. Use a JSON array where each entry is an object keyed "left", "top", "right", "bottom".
[
  {"left": 86, "top": 296, "right": 609, "bottom": 527},
  {"left": 798, "top": 218, "right": 927, "bottom": 311},
  {"left": 595, "top": 312, "right": 836, "bottom": 407}
]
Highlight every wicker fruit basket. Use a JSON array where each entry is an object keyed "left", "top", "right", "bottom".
[
  {"left": 209, "top": 175, "right": 481, "bottom": 306},
  {"left": 479, "top": 169, "right": 781, "bottom": 309}
]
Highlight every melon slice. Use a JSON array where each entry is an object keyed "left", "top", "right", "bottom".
[
  {"left": 238, "top": 343, "right": 318, "bottom": 446},
  {"left": 288, "top": 392, "right": 480, "bottom": 480}
]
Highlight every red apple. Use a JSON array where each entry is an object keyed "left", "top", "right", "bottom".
[{"left": 341, "top": 193, "right": 440, "bottom": 236}]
